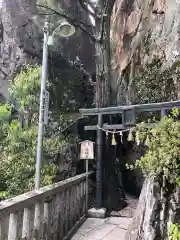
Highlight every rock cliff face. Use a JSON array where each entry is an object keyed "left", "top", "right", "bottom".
[
  {"left": 0, "top": 0, "right": 94, "bottom": 101},
  {"left": 111, "top": 0, "right": 180, "bottom": 105},
  {"left": 111, "top": 1, "right": 180, "bottom": 238},
  {"left": 125, "top": 177, "right": 180, "bottom": 240},
  {"left": 0, "top": 0, "right": 38, "bottom": 99}
]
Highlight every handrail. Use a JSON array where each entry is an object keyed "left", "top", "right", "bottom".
[
  {"left": 0, "top": 171, "right": 94, "bottom": 240},
  {"left": 0, "top": 171, "right": 93, "bottom": 216}
]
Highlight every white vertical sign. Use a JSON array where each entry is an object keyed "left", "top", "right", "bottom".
[
  {"left": 80, "top": 140, "right": 94, "bottom": 160},
  {"left": 44, "top": 91, "right": 49, "bottom": 125},
  {"left": 79, "top": 140, "right": 95, "bottom": 212}
]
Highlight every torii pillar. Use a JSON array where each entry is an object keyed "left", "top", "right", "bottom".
[
  {"left": 87, "top": 113, "right": 106, "bottom": 218},
  {"left": 95, "top": 114, "right": 103, "bottom": 209}
]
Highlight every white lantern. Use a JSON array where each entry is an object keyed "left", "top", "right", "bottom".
[{"left": 58, "top": 21, "right": 76, "bottom": 38}]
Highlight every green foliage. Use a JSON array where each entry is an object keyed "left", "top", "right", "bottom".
[
  {"left": 0, "top": 104, "right": 11, "bottom": 121},
  {"left": 169, "top": 223, "right": 180, "bottom": 240},
  {"left": 9, "top": 66, "right": 44, "bottom": 112},
  {"left": 134, "top": 58, "right": 180, "bottom": 104},
  {"left": 0, "top": 66, "right": 69, "bottom": 199},
  {"left": 0, "top": 104, "right": 11, "bottom": 141},
  {"left": 134, "top": 109, "right": 180, "bottom": 185},
  {"left": 0, "top": 120, "right": 63, "bottom": 198},
  {"left": 50, "top": 69, "right": 93, "bottom": 112}
]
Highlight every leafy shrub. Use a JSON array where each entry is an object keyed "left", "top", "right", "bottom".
[
  {"left": 134, "top": 58, "right": 180, "bottom": 104},
  {"left": 0, "top": 65, "right": 70, "bottom": 199},
  {"left": 9, "top": 66, "right": 43, "bottom": 112},
  {"left": 169, "top": 223, "right": 180, "bottom": 240},
  {"left": 134, "top": 108, "right": 180, "bottom": 186}
]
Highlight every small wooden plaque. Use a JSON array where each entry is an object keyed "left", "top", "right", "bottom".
[{"left": 79, "top": 140, "right": 94, "bottom": 160}]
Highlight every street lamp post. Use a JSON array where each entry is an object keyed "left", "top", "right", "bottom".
[
  {"left": 35, "top": 18, "right": 49, "bottom": 190},
  {"left": 35, "top": 18, "right": 76, "bottom": 189}
]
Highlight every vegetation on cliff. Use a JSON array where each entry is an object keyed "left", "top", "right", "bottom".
[
  {"left": 169, "top": 223, "right": 180, "bottom": 240},
  {"left": 134, "top": 58, "right": 180, "bottom": 104},
  {"left": 125, "top": 108, "right": 180, "bottom": 239},
  {"left": 136, "top": 108, "right": 180, "bottom": 184}
]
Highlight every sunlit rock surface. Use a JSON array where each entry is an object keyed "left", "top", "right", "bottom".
[{"left": 111, "top": 0, "right": 180, "bottom": 105}]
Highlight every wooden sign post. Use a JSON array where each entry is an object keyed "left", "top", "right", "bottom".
[{"left": 79, "top": 140, "right": 94, "bottom": 212}]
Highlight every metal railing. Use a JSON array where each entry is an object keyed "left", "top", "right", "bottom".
[{"left": 0, "top": 171, "right": 94, "bottom": 240}]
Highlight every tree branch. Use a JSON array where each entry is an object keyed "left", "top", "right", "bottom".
[
  {"left": 77, "top": 0, "right": 100, "bottom": 19},
  {"left": 36, "top": 4, "right": 99, "bottom": 42},
  {"left": 99, "top": 0, "right": 109, "bottom": 43},
  {"left": 35, "top": 11, "right": 94, "bottom": 28},
  {"left": 85, "top": 0, "right": 96, "bottom": 12},
  {"left": 98, "top": 0, "right": 116, "bottom": 43},
  {"left": 32, "top": 12, "right": 55, "bottom": 16}
]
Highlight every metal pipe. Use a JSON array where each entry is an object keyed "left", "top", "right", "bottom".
[{"left": 35, "top": 19, "right": 49, "bottom": 189}]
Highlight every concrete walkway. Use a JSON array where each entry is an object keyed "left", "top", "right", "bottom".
[
  {"left": 71, "top": 195, "right": 138, "bottom": 240},
  {"left": 71, "top": 217, "right": 131, "bottom": 240}
]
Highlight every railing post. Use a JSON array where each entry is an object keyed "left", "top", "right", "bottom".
[
  {"left": 77, "top": 184, "right": 81, "bottom": 221},
  {"left": 0, "top": 220, "right": 2, "bottom": 240},
  {"left": 59, "top": 192, "right": 64, "bottom": 239},
  {"left": 0, "top": 216, "right": 9, "bottom": 240},
  {"left": 8, "top": 213, "right": 18, "bottom": 240},
  {"left": 69, "top": 187, "right": 73, "bottom": 230},
  {"left": 64, "top": 189, "right": 69, "bottom": 235},
  {"left": 34, "top": 202, "right": 43, "bottom": 239},
  {"left": 54, "top": 194, "right": 61, "bottom": 238},
  {"left": 22, "top": 207, "right": 32, "bottom": 239},
  {"left": 44, "top": 201, "right": 50, "bottom": 240},
  {"left": 161, "top": 109, "right": 166, "bottom": 118},
  {"left": 72, "top": 185, "right": 76, "bottom": 225}
]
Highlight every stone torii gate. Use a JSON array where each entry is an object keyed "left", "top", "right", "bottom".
[{"left": 79, "top": 100, "right": 180, "bottom": 216}]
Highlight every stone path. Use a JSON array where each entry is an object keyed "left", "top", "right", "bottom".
[
  {"left": 71, "top": 195, "right": 138, "bottom": 240},
  {"left": 71, "top": 217, "right": 131, "bottom": 240}
]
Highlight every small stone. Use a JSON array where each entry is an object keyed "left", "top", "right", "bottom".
[
  {"left": 110, "top": 211, "right": 121, "bottom": 217},
  {"left": 88, "top": 208, "right": 107, "bottom": 218}
]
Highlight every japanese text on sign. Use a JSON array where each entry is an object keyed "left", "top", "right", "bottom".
[{"left": 80, "top": 140, "right": 94, "bottom": 160}]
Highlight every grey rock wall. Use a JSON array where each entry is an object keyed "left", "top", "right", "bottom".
[
  {"left": 0, "top": 0, "right": 40, "bottom": 99},
  {"left": 125, "top": 177, "right": 180, "bottom": 239},
  {"left": 0, "top": 0, "right": 94, "bottom": 101}
]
